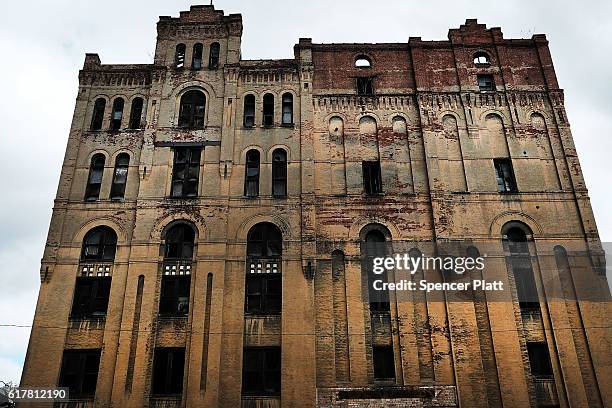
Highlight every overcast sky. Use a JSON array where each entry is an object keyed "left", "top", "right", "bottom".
[{"left": 0, "top": 0, "right": 610, "bottom": 384}]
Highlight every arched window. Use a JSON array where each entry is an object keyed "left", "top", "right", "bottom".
[
  {"left": 272, "top": 149, "right": 287, "bottom": 197},
  {"left": 81, "top": 226, "right": 117, "bottom": 262},
  {"left": 503, "top": 222, "right": 539, "bottom": 312},
  {"left": 245, "top": 223, "right": 282, "bottom": 315},
  {"left": 110, "top": 98, "right": 124, "bottom": 130},
  {"left": 91, "top": 98, "right": 106, "bottom": 130},
  {"left": 473, "top": 52, "right": 490, "bottom": 65},
  {"left": 85, "top": 154, "right": 105, "bottom": 201},
  {"left": 244, "top": 150, "right": 260, "bottom": 197},
  {"left": 243, "top": 94, "right": 255, "bottom": 128},
  {"left": 355, "top": 55, "right": 372, "bottom": 68},
  {"left": 175, "top": 43, "right": 186, "bottom": 68},
  {"left": 262, "top": 93, "right": 274, "bottom": 127},
  {"left": 208, "top": 42, "right": 220, "bottom": 69},
  {"left": 164, "top": 224, "right": 195, "bottom": 260},
  {"left": 178, "top": 90, "right": 206, "bottom": 129},
  {"left": 110, "top": 153, "right": 129, "bottom": 200},
  {"left": 192, "top": 43, "right": 203, "bottom": 70},
  {"left": 247, "top": 222, "right": 282, "bottom": 258},
  {"left": 281, "top": 93, "right": 293, "bottom": 125},
  {"left": 161, "top": 223, "right": 195, "bottom": 316},
  {"left": 128, "top": 97, "right": 144, "bottom": 129}
]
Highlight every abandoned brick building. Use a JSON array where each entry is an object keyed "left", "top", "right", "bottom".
[{"left": 20, "top": 4, "right": 611, "bottom": 408}]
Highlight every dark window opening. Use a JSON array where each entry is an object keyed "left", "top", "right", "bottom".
[
  {"left": 91, "top": 98, "right": 106, "bottom": 130},
  {"left": 164, "top": 224, "right": 195, "bottom": 260},
  {"left": 85, "top": 154, "right": 105, "bottom": 202},
  {"left": 364, "top": 229, "right": 389, "bottom": 312},
  {"left": 357, "top": 77, "right": 374, "bottom": 95},
  {"left": 244, "top": 150, "right": 260, "bottom": 198},
  {"left": 110, "top": 153, "right": 129, "bottom": 200},
  {"left": 178, "top": 90, "right": 206, "bottom": 129},
  {"left": 363, "top": 161, "right": 383, "bottom": 195},
  {"left": 272, "top": 149, "right": 287, "bottom": 197},
  {"left": 281, "top": 93, "right": 293, "bottom": 125},
  {"left": 81, "top": 226, "right": 117, "bottom": 262},
  {"left": 159, "top": 275, "right": 190, "bottom": 316},
  {"left": 128, "top": 97, "right": 143, "bottom": 129},
  {"left": 152, "top": 348, "right": 185, "bottom": 395},
  {"left": 71, "top": 277, "right": 111, "bottom": 318},
  {"left": 242, "top": 348, "right": 281, "bottom": 396},
  {"left": 245, "top": 274, "right": 281, "bottom": 314},
  {"left": 478, "top": 74, "right": 495, "bottom": 91},
  {"left": 373, "top": 345, "right": 395, "bottom": 380},
  {"left": 505, "top": 226, "right": 539, "bottom": 311},
  {"left": 243, "top": 94, "right": 255, "bottom": 128},
  {"left": 109, "top": 98, "right": 124, "bottom": 130},
  {"left": 263, "top": 93, "right": 274, "bottom": 126},
  {"left": 473, "top": 52, "right": 490, "bottom": 65},
  {"left": 192, "top": 43, "right": 203, "bottom": 70},
  {"left": 209, "top": 42, "right": 220, "bottom": 69},
  {"left": 247, "top": 223, "right": 282, "bottom": 258},
  {"left": 58, "top": 349, "right": 101, "bottom": 397},
  {"left": 527, "top": 343, "right": 554, "bottom": 378},
  {"left": 175, "top": 44, "right": 186, "bottom": 69},
  {"left": 171, "top": 148, "right": 201, "bottom": 198},
  {"left": 494, "top": 158, "right": 517, "bottom": 193}
]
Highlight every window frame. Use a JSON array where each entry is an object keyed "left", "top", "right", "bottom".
[
  {"left": 493, "top": 158, "right": 518, "bottom": 193},
  {"left": 71, "top": 276, "right": 112, "bottom": 318},
  {"left": 109, "top": 98, "right": 124, "bottom": 131},
  {"left": 128, "top": 97, "right": 144, "bottom": 129},
  {"left": 244, "top": 150, "right": 260, "bottom": 198},
  {"left": 152, "top": 348, "right": 185, "bottom": 395},
  {"left": 178, "top": 90, "right": 206, "bottom": 129},
  {"left": 272, "top": 149, "right": 287, "bottom": 198},
  {"left": 81, "top": 226, "right": 117, "bottom": 262},
  {"left": 90, "top": 98, "right": 106, "bottom": 131},
  {"left": 192, "top": 43, "right": 203, "bottom": 70},
  {"left": 527, "top": 342, "right": 554, "bottom": 378},
  {"left": 373, "top": 345, "right": 396, "bottom": 381},
  {"left": 164, "top": 224, "right": 196, "bottom": 260},
  {"left": 362, "top": 161, "right": 383, "bottom": 195},
  {"left": 281, "top": 93, "right": 293, "bottom": 125},
  {"left": 208, "top": 42, "right": 220, "bottom": 69},
  {"left": 477, "top": 74, "right": 495, "bottom": 91},
  {"left": 85, "top": 154, "right": 106, "bottom": 202},
  {"left": 170, "top": 147, "right": 201, "bottom": 198},
  {"left": 243, "top": 94, "right": 256, "bottom": 128},
  {"left": 356, "top": 77, "right": 374, "bottom": 95},
  {"left": 58, "top": 349, "right": 101, "bottom": 397},
  {"left": 159, "top": 275, "right": 191, "bottom": 316},
  {"left": 175, "top": 43, "right": 186, "bottom": 69},
  {"left": 110, "top": 153, "right": 130, "bottom": 200},
  {"left": 262, "top": 93, "right": 274, "bottom": 127},
  {"left": 242, "top": 347, "right": 281, "bottom": 397}
]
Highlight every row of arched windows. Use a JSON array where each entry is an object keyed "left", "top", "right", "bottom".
[
  {"left": 175, "top": 42, "right": 220, "bottom": 70},
  {"left": 244, "top": 92, "right": 293, "bottom": 127},
  {"left": 91, "top": 97, "right": 144, "bottom": 131},
  {"left": 85, "top": 153, "right": 130, "bottom": 201},
  {"left": 244, "top": 149, "right": 287, "bottom": 197}
]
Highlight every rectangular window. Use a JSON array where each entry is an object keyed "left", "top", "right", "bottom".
[
  {"left": 159, "top": 275, "right": 191, "bottom": 316},
  {"left": 527, "top": 343, "right": 553, "bottom": 377},
  {"left": 373, "top": 345, "right": 395, "bottom": 380},
  {"left": 71, "top": 277, "right": 112, "bottom": 318},
  {"left": 171, "top": 148, "right": 201, "bottom": 198},
  {"left": 242, "top": 347, "right": 281, "bottom": 396},
  {"left": 512, "top": 256, "right": 540, "bottom": 311},
  {"left": 152, "top": 348, "right": 185, "bottom": 395},
  {"left": 478, "top": 74, "right": 495, "bottom": 91},
  {"left": 357, "top": 77, "right": 374, "bottom": 95},
  {"left": 58, "top": 349, "right": 101, "bottom": 397},
  {"left": 494, "top": 158, "right": 517, "bottom": 193},
  {"left": 245, "top": 275, "right": 281, "bottom": 314},
  {"left": 363, "top": 161, "right": 383, "bottom": 195}
]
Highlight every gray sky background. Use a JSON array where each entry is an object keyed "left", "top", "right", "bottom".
[{"left": 0, "top": 0, "right": 610, "bottom": 384}]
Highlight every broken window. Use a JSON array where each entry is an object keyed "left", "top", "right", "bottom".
[
  {"left": 357, "top": 77, "right": 374, "bottom": 95},
  {"left": 91, "top": 98, "right": 106, "bottom": 130},
  {"left": 81, "top": 226, "right": 117, "bottom": 261},
  {"left": 262, "top": 93, "right": 274, "bottom": 126},
  {"left": 373, "top": 345, "right": 395, "bottom": 380},
  {"left": 494, "top": 158, "right": 517, "bottom": 193},
  {"left": 208, "top": 42, "right": 220, "bottom": 69},
  {"left": 178, "top": 90, "right": 206, "bottom": 129},
  {"left": 363, "top": 161, "right": 383, "bottom": 195},
  {"left": 159, "top": 275, "right": 191, "bottom": 316},
  {"left": 281, "top": 93, "right": 293, "bottom": 125},
  {"left": 473, "top": 52, "right": 490, "bottom": 65},
  {"left": 171, "top": 147, "right": 201, "bottom": 198},
  {"left": 109, "top": 98, "right": 124, "bottom": 130},
  {"left": 175, "top": 43, "right": 186, "bottom": 69},
  {"left": 243, "top": 94, "right": 255, "bottom": 128},
  {"left": 164, "top": 224, "right": 195, "bottom": 260},
  {"left": 85, "top": 154, "right": 105, "bottom": 201},
  {"left": 245, "top": 274, "right": 281, "bottom": 314},
  {"left": 505, "top": 226, "right": 540, "bottom": 312},
  {"left": 355, "top": 55, "right": 372, "bottom": 68},
  {"left": 152, "top": 348, "right": 185, "bottom": 395},
  {"left": 128, "top": 97, "right": 143, "bottom": 129},
  {"left": 247, "top": 222, "right": 282, "bottom": 258},
  {"left": 245, "top": 223, "right": 282, "bottom": 315},
  {"left": 110, "top": 153, "right": 129, "bottom": 200},
  {"left": 58, "top": 349, "right": 101, "bottom": 397},
  {"left": 527, "top": 343, "right": 553, "bottom": 378},
  {"left": 192, "top": 43, "right": 203, "bottom": 70},
  {"left": 272, "top": 149, "right": 287, "bottom": 197},
  {"left": 244, "top": 150, "right": 260, "bottom": 197},
  {"left": 242, "top": 347, "right": 281, "bottom": 396},
  {"left": 477, "top": 74, "right": 495, "bottom": 91},
  {"left": 71, "top": 276, "right": 112, "bottom": 317}
]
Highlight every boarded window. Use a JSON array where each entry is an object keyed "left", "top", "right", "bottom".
[
  {"left": 272, "top": 149, "right": 287, "bottom": 197},
  {"left": 85, "top": 154, "right": 105, "bottom": 201},
  {"left": 71, "top": 277, "right": 112, "bottom": 317},
  {"left": 159, "top": 275, "right": 191, "bottom": 315},
  {"left": 494, "top": 158, "right": 517, "bottom": 193},
  {"left": 110, "top": 153, "right": 129, "bottom": 199},
  {"left": 128, "top": 97, "right": 144, "bottom": 129},
  {"left": 110, "top": 98, "right": 124, "bottom": 130},
  {"left": 477, "top": 74, "right": 495, "bottom": 91},
  {"left": 208, "top": 42, "right": 220, "bottom": 69},
  {"left": 263, "top": 93, "right": 274, "bottom": 126},
  {"left": 192, "top": 43, "right": 203, "bottom": 70},
  {"left": 243, "top": 94, "right": 255, "bottom": 128},
  {"left": 373, "top": 345, "right": 395, "bottom": 380},
  {"left": 178, "top": 90, "right": 206, "bottom": 129},
  {"left": 152, "top": 348, "right": 185, "bottom": 395},
  {"left": 171, "top": 148, "right": 201, "bottom": 198},
  {"left": 281, "top": 93, "right": 293, "bottom": 125},
  {"left": 242, "top": 348, "right": 281, "bottom": 396},
  {"left": 244, "top": 150, "right": 260, "bottom": 197},
  {"left": 91, "top": 98, "right": 106, "bottom": 130},
  {"left": 58, "top": 349, "right": 101, "bottom": 396},
  {"left": 357, "top": 77, "right": 374, "bottom": 95},
  {"left": 175, "top": 44, "right": 186, "bottom": 68},
  {"left": 362, "top": 161, "right": 383, "bottom": 195}
]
